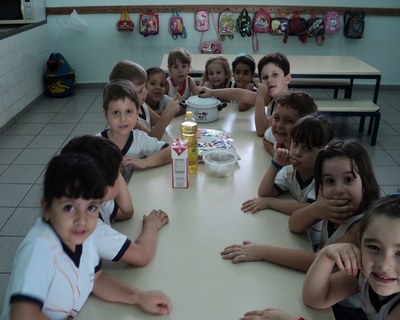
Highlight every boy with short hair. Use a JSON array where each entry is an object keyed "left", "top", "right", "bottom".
[
  {"left": 62, "top": 135, "right": 169, "bottom": 267},
  {"left": 110, "top": 60, "right": 179, "bottom": 140},
  {"left": 1, "top": 153, "right": 171, "bottom": 319},
  {"left": 97, "top": 79, "right": 171, "bottom": 182}
]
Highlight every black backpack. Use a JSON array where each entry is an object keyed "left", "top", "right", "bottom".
[{"left": 344, "top": 11, "right": 365, "bottom": 39}]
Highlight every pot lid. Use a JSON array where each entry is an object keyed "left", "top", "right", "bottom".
[{"left": 186, "top": 95, "right": 220, "bottom": 108}]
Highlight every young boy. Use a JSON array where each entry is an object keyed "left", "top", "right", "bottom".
[
  {"left": 97, "top": 79, "right": 171, "bottom": 182},
  {"left": 109, "top": 60, "right": 180, "bottom": 140},
  {"left": 199, "top": 52, "right": 292, "bottom": 155},
  {"left": 165, "top": 47, "right": 199, "bottom": 101},
  {"left": 1, "top": 153, "right": 171, "bottom": 319},
  {"left": 61, "top": 135, "right": 169, "bottom": 267}
]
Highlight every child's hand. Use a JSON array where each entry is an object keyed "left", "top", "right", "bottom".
[
  {"left": 220, "top": 240, "right": 263, "bottom": 263},
  {"left": 256, "top": 83, "right": 268, "bottom": 98},
  {"left": 313, "top": 188, "right": 355, "bottom": 224},
  {"left": 241, "top": 197, "right": 270, "bottom": 213},
  {"left": 198, "top": 86, "right": 212, "bottom": 98},
  {"left": 137, "top": 290, "right": 172, "bottom": 315},
  {"left": 143, "top": 209, "right": 169, "bottom": 231},
  {"left": 322, "top": 243, "right": 361, "bottom": 276},
  {"left": 241, "top": 308, "right": 298, "bottom": 320},
  {"left": 123, "top": 156, "right": 147, "bottom": 170},
  {"left": 274, "top": 148, "right": 291, "bottom": 166},
  {"left": 163, "top": 99, "right": 180, "bottom": 118}
]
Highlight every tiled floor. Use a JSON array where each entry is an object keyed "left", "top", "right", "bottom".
[{"left": 1, "top": 86, "right": 400, "bottom": 306}]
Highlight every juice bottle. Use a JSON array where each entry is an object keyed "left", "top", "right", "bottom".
[{"left": 180, "top": 111, "right": 198, "bottom": 174}]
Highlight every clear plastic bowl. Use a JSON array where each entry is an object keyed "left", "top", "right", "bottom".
[{"left": 203, "top": 149, "right": 237, "bottom": 177}]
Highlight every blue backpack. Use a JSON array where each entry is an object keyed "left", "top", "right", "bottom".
[{"left": 44, "top": 53, "right": 76, "bottom": 97}]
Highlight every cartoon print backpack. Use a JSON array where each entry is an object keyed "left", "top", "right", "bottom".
[
  {"left": 270, "top": 9, "right": 289, "bottom": 44},
  {"left": 218, "top": 8, "right": 235, "bottom": 41},
  {"left": 252, "top": 8, "right": 271, "bottom": 53},
  {"left": 195, "top": 8, "right": 210, "bottom": 32},
  {"left": 306, "top": 11, "right": 325, "bottom": 45},
  {"left": 343, "top": 11, "right": 365, "bottom": 39},
  {"left": 236, "top": 9, "right": 252, "bottom": 37},
  {"left": 44, "top": 53, "right": 76, "bottom": 97},
  {"left": 139, "top": 11, "right": 159, "bottom": 37},
  {"left": 288, "top": 10, "right": 307, "bottom": 43},
  {"left": 324, "top": 11, "right": 340, "bottom": 34},
  {"left": 170, "top": 11, "right": 187, "bottom": 39}
]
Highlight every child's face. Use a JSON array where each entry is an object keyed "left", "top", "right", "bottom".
[
  {"left": 42, "top": 197, "right": 101, "bottom": 252},
  {"left": 361, "top": 215, "right": 400, "bottom": 298},
  {"left": 233, "top": 63, "right": 253, "bottom": 89},
  {"left": 289, "top": 141, "right": 320, "bottom": 176},
  {"left": 207, "top": 61, "right": 227, "bottom": 89},
  {"left": 104, "top": 98, "right": 138, "bottom": 135},
  {"left": 321, "top": 157, "right": 363, "bottom": 213},
  {"left": 270, "top": 104, "right": 300, "bottom": 147},
  {"left": 134, "top": 83, "right": 148, "bottom": 105},
  {"left": 260, "top": 62, "right": 291, "bottom": 99},
  {"left": 168, "top": 59, "right": 190, "bottom": 84},
  {"left": 146, "top": 72, "right": 166, "bottom": 103}
]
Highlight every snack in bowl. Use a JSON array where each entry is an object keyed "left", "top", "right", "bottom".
[
  {"left": 203, "top": 149, "right": 237, "bottom": 177},
  {"left": 197, "top": 128, "right": 237, "bottom": 161}
]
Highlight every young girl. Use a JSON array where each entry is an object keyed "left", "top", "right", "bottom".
[
  {"left": 1, "top": 153, "right": 171, "bottom": 319},
  {"left": 303, "top": 195, "right": 400, "bottom": 320},
  {"left": 145, "top": 67, "right": 185, "bottom": 116},
  {"left": 200, "top": 55, "right": 232, "bottom": 90},
  {"left": 165, "top": 47, "right": 199, "bottom": 101},
  {"left": 230, "top": 54, "right": 257, "bottom": 111}
]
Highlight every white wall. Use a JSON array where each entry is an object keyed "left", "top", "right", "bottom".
[{"left": 0, "top": 24, "right": 50, "bottom": 128}]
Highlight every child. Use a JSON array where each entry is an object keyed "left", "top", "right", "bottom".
[
  {"left": 242, "top": 113, "right": 334, "bottom": 247},
  {"left": 1, "top": 153, "right": 171, "bottom": 319},
  {"left": 61, "top": 135, "right": 169, "bottom": 267},
  {"left": 165, "top": 47, "right": 199, "bottom": 100},
  {"left": 200, "top": 55, "right": 232, "bottom": 90},
  {"left": 145, "top": 67, "right": 185, "bottom": 116},
  {"left": 303, "top": 195, "right": 400, "bottom": 320},
  {"left": 110, "top": 60, "right": 179, "bottom": 140},
  {"left": 98, "top": 79, "right": 171, "bottom": 181},
  {"left": 230, "top": 54, "right": 257, "bottom": 111}
]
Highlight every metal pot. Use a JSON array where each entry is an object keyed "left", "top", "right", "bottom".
[{"left": 182, "top": 96, "right": 227, "bottom": 123}]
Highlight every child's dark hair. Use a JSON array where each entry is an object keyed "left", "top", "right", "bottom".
[
  {"left": 102, "top": 79, "right": 140, "bottom": 112},
  {"left": 43, "top": 153, "right": 106, "bottom": 206},
  {"left": 276, "top": 91, "right": 318, "bottom": 117},
  {"left": 257, "top": 52, "right": 290, "bottom": 80},
  {"left": 109, "top": 60, "right": 147, "bottom": 84},
  {"left": 146, "top": 67, "right": 166, "bottom": 80},
  {"left": 360, "top": 195, "right": 400, "bottom": 238},
  {"left": 314, "top": 140, "right": 380, "bottom": 213},
  {"left": 291, "top": 113, "right": 334, "bottom": 149},
  {"left": 167, "top": 47, "right": 191, "bottom": 67},
  {"left": 61, "top": 135, "right": 122, "bottom": 188},
  {"left": 231, "top": 54, "right": 256, "bottom": 75}
]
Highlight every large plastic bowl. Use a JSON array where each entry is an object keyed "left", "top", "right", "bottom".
[{"left": 203, "top": 149, "right": 237, "bottom": 177}]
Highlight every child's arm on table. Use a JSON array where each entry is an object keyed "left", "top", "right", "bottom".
[
  {"left": 303, "top": 243, "right": 359, "bottom": 309},
  {"left": 10, "top": 303, "right": 48, "bottom": 320},
  {"left": 289, "top": 190, "right": 355, "bottom": 234},
  {"left": 114, "top": 173, "right": 134, "bottom": 221},
  {"left": 240, "top": 308, "right": 299, "bottom": 320},
  {"left": 93, "top": 270, "right": 172, "bottom": 315},
  {"left": 150, "top": 98, "right": 180, "bottom": 140},
  {"left": 254, "top": 84, "right": 271, "bottom": 137},
  {"left": 237, "top": 83, "right": 256, "bottom": 112},
  {"left": 221, "top": 240, "right": 315, "bottom": 272},
  {"left": 198, "top": 87, "right": 257, "bottom": 104},
  {"left": 123, "top": 146, "right": 171, "bottom": 170},
  {"left": 121, "top": 209, "right": 169, "bottom": 267}
]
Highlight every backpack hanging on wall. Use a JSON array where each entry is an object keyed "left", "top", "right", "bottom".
[
  {"left": 236, "top": 9, "right": 252, "bottom": 37},
  {"left": 195, "top": 8, "right": 210, "bottom": 32},
  {"left": 270, "top": 9, "right": 289, "bottom": 44},
  {"left": 306, "top": 10, "right": 325, "bottom": 45},
  {"left": 252, "top": 8, "right": 271, "bottom": 53},
  {"left": 324, "top": 11, "right": 340, "bottom": 34},
  {"left": 170, "top": 11, "right": 187, "bottom": 39},
  {"left": 218, "top": 8, "right": 235, "bottom": 41},
  {"left": 288, "top": 10, "right": 307, "bottom": 43},
  {"left": 344, "top": 11, "right": 365, "bottom": 39},
  {"left": 44, "top": 53, "right": 76, "bottom": 98},
  {"left": 139, "top": 11, "right": 159, "bottom": 37}
]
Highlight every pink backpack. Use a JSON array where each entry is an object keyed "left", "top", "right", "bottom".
[
  {"left": 195, "top": 8, "right": 210, "bottom": 32},
  {"left": 324, "top": 11, "right": 340, "bottom": 34},
  {"left": 252, "top": 8, "right": 271, "bottom": 52}
]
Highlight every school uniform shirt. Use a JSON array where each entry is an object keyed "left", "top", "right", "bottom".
[
  {"left": 359, "top": 273, "right": 400, "bottom": 319},
  {"left": 1, "top": 218, "right": 101, "bottom": 320},
  {"left": 137, "top": 103, "right": 152, "bottom": 131},
  {"left": 273, "top": 165, "right": 322, "bottom": 248},
  {"left": 165, "top": 76, "right": 192, "bottom": 101},
  {"left": 263, "top": 99, "right": 276, "bottom": 145}
]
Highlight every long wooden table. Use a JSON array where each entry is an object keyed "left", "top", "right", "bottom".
[
  {"left": 76, "top": 105, "right": 333, "bottom": 320},
  {"left": 160, "top": 54, "right": 381, "bottom": 103}
]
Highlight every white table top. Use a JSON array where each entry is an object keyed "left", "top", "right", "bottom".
[
  {"left": 160, "top": 54, "right": 381, "bottom": 77},
  {"left": 76, "top": 105, "right": 333, "bottom": 320}
]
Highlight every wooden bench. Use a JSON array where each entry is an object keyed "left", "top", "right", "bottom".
[
  {"left": 315, "top": 99, "right": 381, "bottom": 146},
  {"left": 290, "top": 78, "right": 352, "bottom": 98}
]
